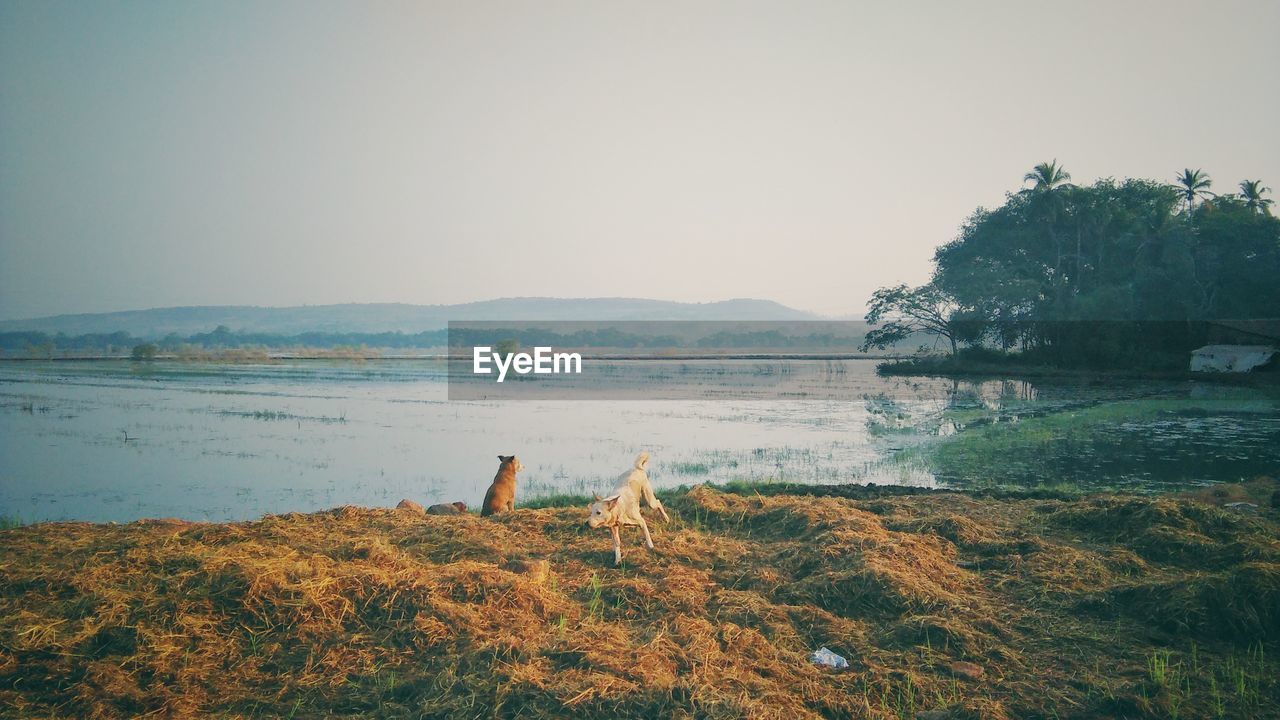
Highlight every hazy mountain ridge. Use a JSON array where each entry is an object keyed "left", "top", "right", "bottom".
[{"left": 0, "top": 298, "right": 820, "bottom": 338}]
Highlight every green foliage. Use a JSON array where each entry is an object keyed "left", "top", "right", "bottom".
[
  {"left": 669, "top": 461, "right": 711, "bottom": 475},
  {"left": 865, "top": 162, "right": 1280, "bottom": 369},
  {"left": 131, "top": 343, "right": 159, "bottom": 361},
  {"left": 2, "top": 325, "right": 881, "bottom": 356},
  {"left": 519, "top": 493, "right": 593, "bottom": 510},
  {"left": 920, "top": 390, "right": 1277, "bottom": 488},
  {"left": 861, "top": 283, "right": 966, "bottom": 355},
  {"left": 1023, "top": 159, "right": 1072, "bottom": 191},
  {"left": 0, "top": 328, "right": 452, "bottom": 355},
  {"left": 586, "top": 572, "right": 605, "bottom": 619},
  {"left": 1175, "top": 168, "right": 1213, "bottom": 212},
  {"left": 1238, "top": 180, "right": 1273, "bottom": 215}
]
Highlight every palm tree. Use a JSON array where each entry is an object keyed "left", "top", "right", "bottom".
[
  {"left": 1022, "top": 161, "right": 1074, "bottom": 303},
  {"left": 1175, "top": 168, "right": 1212, "bottom": 212},
  {"left": 1023, "top": 160, "right": 1072, "bottom": 192},
  {"left": 1239, "top": 179, "right": 1274, "bottom": 215}
]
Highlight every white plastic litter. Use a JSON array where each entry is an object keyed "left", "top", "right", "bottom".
[{"left": 808, "top": 647, "right": 848, "bottom": 669}]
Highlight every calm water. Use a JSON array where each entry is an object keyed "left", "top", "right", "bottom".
[{"left": 0, "top": 360, "right": 1276, "bottom": 522}]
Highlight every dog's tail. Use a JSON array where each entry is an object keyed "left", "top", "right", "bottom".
[{"left": 634, "top": 451, "right": 650, "bottom": 470}]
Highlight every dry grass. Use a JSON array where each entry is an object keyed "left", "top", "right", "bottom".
[{"left": 1, "top": 481, "right": 1278, "bottom": 719}]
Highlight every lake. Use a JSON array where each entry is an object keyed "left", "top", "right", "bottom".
[{"left": 1, "top": 359, "right": 1276, "bottom": 522}]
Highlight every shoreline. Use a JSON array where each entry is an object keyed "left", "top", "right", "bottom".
[
  {"left": 0, "top": 352, "right": 909, "bottom": 362},
  {"left": 876, "top": 357, "right": 1280, "bottom": 384},
  {"left": 1, "top": 479, "right": 1219, "bottom": 529}
]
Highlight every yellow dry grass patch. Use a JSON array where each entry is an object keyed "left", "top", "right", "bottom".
[{"left": 1, "top": 483, "right": 1277, "bottom": 719}]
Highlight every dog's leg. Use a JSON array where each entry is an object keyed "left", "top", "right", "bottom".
[
  {"left": 638, "top": 515, "right": 654, "bottom": 550},
  {"left": 610, "top": 525, "right": 622, "bottom": 566},
  {"left": 642, "top": 483, "right": 670, "bottom": 522}
]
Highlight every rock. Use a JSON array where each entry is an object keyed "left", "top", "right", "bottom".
[
  {"left": 947, "top": 660, "right": 985, "bottom": 681},
  {"left": 395, "top": 499, "right": 426, "bottom": 516},
  {"left": 504, "top": 558, "right": 551, "bottom": 584},
  {"left": 1224, "top": 502, "right": 1258, "bottom": 513},
  {"left": 427, "top": 502, "right": 467, "bottom": 515},
  {"left": 916, "top": 711, "right": 950, "bottom": 720}
]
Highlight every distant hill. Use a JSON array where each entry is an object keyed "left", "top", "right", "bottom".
[{"left": 0, "top": 298, "right": 820, "bottom": 338}]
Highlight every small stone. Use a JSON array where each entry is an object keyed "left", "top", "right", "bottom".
[
  {"left": 947, "top": 660, "right": 984, "bottom": 681},
  {"left": 1224, "top": 502, "right": 1258, "bottom": 513},
  {"left": 427, "top": 502, "right": 467, "bottom": 515},
  {"left": 916, "top": 711, "right": 950, "bottom": 720},
  {"left": 505, "top": 558, "right": 551, "bottom": 584},
  {"left": 395, "top": 499, "right": 426, "bottom": 516}
]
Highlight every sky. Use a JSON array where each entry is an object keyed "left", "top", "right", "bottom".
[{"left": 2, "top": 1, "right": 1278, "bottom": 321}]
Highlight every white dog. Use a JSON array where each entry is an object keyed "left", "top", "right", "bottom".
[{"left": 585, "top": 452, "right": 670, "bottom": 565}]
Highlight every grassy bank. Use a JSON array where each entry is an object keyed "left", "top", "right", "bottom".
[
  {"left": 876, "top": 352, "right": 1278, "bottom": 383},
  {"left": 906, "top": 391, "right": 1280, "bottom": 491},
  {"left": 878, "top": 357, "right": 1185, "bottom": 381},
  {"left": 2, "top": 481, "right": 1278, "bottom": 719}
]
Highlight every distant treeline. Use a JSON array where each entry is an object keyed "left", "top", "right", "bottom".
[
  {"left": 0, "top": 326, "right": 449, "bottom": 355},
  {"left": 1, "top": 325, "right": 882, "bottom": 357},
  {"left": 448, "top": 328, "right": 870, "bottom": 351}
]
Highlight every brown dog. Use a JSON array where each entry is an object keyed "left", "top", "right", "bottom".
[{"left": 481, "top": 455, "right": 524, "bottom": 516}]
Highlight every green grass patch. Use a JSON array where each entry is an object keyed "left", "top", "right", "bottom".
[
  {"left": 915, "top": 391, "right": 1279, "bottom": 490},
  {"left": 668, "top": 461, "right": 712, "bottom": 475},
  {"left": 215, "top": 409, "right": 347, "bottom": 423},
  {"left": 941, "top": 393, "right": 1272, "bottom": 450},
  {"left": 520, "top": 493, "right": 594, "bottom": 510}
]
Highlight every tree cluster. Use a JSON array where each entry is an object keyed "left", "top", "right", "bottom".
[{"left": 863, "top": 164, "right": 1278, "bottom": 367}]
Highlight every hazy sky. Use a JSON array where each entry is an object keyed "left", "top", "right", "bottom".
[{"left": 2, "top": 1, "right": 1278, "bottom": 320}]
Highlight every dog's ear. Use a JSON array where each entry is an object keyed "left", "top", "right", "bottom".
[
  {"left": 593, "top": 492, "right": 602, "bottom": 501},
  {"left": 634, "top": 452, "right": 650, "bottom": 470},
  {"left": 604, "top": 494, "right": 621, "bottom": 507},
  {"left": 497, "top": 455, "right": 504, "bottom": 462}
]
